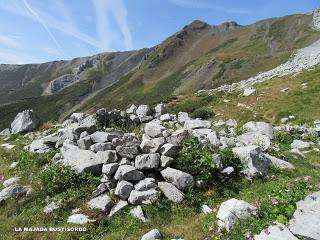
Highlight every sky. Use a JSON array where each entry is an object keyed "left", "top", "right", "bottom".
[{"left": 0, "top": 0, "right": 318, "bottom": 64}]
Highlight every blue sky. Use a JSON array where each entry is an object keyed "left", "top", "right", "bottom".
[{"left": 0, "top": 0, "right": 318, "bottom": 64}]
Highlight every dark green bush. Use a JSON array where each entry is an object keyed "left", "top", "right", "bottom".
[
  {"left": 175, "top": 138, "right": 216, "bottom": 181},
  {"left": 39, "top": 163, "right": 99, "bottom": 196},
  {"left": 191, "top": 107, "right": 215, "bottom": 119}
]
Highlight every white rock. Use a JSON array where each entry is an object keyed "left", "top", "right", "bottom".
[
  {"left": 3, "top": 177, "right": 20, "bottom": 187},
  {"left": 67, "top": 214, "right": 95, "bottom": 224},
  {"left": 144, "top": 121, "right": 165, "bottom": 138},
  {"left": 135, "top": 154, "right": 160, "bottom": 170},
  {"left": 254, "top": 222, "right": 298, "bottom": 240},
  {"left": 217, "top": 198, "right": 257, "bottom": 231},
  {"left": 263, "top": 154, "right": 294, "bottom": 170},
  {"left": 115, "top": 180, "right": 134, "bottom": 199},
  {"left": 160, "top": 167, "right": 194, "bottom": 190},
  {"left": 11, "top": 109, "right": 40, "bottom": 134},
  {"left": 289, "top": 191, "right": 320, "bottom": 239},
  {"left": 141, "top": 229, "right": 162, "bottom": 240},
  {"left": 184, "top": 119, "right": 211, "bottom": 129},
  {"left": 291, "top": 139, "right": 310, "bottom": 149},
  {"left": 202, "top": 205, "right": 213, "bottom": 214},
  {"left": 135, "top": 178, "right": 157, "bottom": 191},
  {"left": 243, "top": 121, "right": 274, "bottom": 139},
  {"left": 43, "top": 200, "right": 62, "bottom": 214},
  {"left": 232, "top": 146, "right": 270, "bottom": 178},
  {"left": 130, "top": 206, "right": 147, "bottom": 222},
  {"left": 87, "top": 194, "right": 114, "bottom": 213},
  {"left": 243, "top": 87, "right": 256, "bottom": 96},
  {"left": 114, "top": 165, "right": 144, "bottom": 181},
  {"left": 128, "top": 189, "right": 160, "bottom": 205},
  {"left": 108, "top": 200, "right": 128, "bottom": 217},
  {"left": 61, "top": 149, "right": 103, "bottom": 175},
  {"left": 158, "top": 181, "right": 184, "bottom": 203}
]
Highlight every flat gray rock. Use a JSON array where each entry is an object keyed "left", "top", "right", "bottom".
[
  {"left": 254, "top": 223, "right": 298, "bottom": 240},
  {"left": 141, "top": 229, "right": 162, "bottom": 240},
  {"left": 61, "top": 148, "right": 103, "bottom": 175},
  {"left": 158, "top": 182, "right": 184, "bottom": 203},
  {"left": 87, "top": 194, "right": 114, "bottom": 213},
  {"left": 289, "top": 191, "right": 320, "bottom": 240}
]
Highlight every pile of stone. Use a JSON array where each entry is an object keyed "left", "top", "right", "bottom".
[{"left": 3, "top": 103, "right": 309, "bottom": 224}]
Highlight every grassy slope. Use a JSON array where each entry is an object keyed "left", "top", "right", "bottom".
[
  {"left": 75, "top": 13, "right": 320, "bottom": 114},
  {"left": 167, "top": 64, "right": 320, "bottom": 126},
  {"left": 0, "top": 66, "right": 320, "bottom": 239}
]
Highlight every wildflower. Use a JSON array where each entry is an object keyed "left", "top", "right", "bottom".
[
  {"left": 304, "top": 176, "right": 312, "bottom": 181},
  {"left": 0, "top": 175, "right": 4, "bottom": 181},
  {"left": 209, "top": 225, "right": 215, "bottom": 234},
  {"left": 271, "top": 198, "right": 278, "bottom": 205},
  {"left": 244, "top": 231, "right": 253, "bottom": 240}
]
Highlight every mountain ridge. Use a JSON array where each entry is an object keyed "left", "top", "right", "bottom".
[{"left": 0, "top": 11, "right": 320, "bottom": 130}]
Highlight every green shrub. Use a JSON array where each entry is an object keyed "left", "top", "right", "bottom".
[
  {"left": 39, "top": 163, "right": 99, "bottom": 196},
  {"left": 175, "top": 138, "right": 216, "bottom": 181},
  {"left": 217, "top": 147, "right": 243, "bottom": 174},
  {"left": 191, "top": 107, "right": 215, "bottom": 119}
]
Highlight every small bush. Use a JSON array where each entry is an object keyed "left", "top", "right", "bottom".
[
  {"left": 191, "top": 107, "right": 215, "bottom": 119},
  {"left": 218, "top": 147, "right": 243, "bottom": 174},
  {"left": 39, "top": 163, "right": 99, "bottom": 196},
  {"left": 175, "top": 138, "right": 216, "bottom": 181}
]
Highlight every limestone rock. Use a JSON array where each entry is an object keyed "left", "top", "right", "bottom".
[{"left": 11, "top": 109, "right": 40, "bottom": 134}]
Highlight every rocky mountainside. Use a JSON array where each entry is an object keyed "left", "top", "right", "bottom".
[{"left": 1, "top": 10, "right": 320, "bottom": 130}]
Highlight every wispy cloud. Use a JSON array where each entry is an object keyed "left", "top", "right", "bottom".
[
  {"left": 22, "top": 0, "right": 65, "bottom": 57},
  {"left": 93, "top": 0, "right": 133, "bottom": 51},
  {"left": 0, "top": 35, "right": 22, "bottom": 49},
  {"left": 169, "top": 0, "right": 252, "bottom": 14}
]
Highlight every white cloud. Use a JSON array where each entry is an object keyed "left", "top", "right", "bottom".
[
  {"left": 169, "top": 0, "right": 252, "bottom": 14},
  {"left": 0, "top": 35, "right": 22, "bottom": 49}
]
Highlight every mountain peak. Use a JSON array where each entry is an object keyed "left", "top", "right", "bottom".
[
  {"left": 183, "top": 20, "right": 210, "bottom": 31},
  {"left": 217, "top": 21, "right": 241, "bottom": 32}
]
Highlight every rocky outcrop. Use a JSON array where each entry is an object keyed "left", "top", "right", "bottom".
[
  {"left": 44, "top": 74, "right": 78, "bottom": 95},
  {"left": 11, "top": 109, "right": 40, "bottom": 134}
]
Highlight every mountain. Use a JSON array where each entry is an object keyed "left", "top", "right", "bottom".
[{"left": 0, "top": 11, "right": 320, "bottom": 129}]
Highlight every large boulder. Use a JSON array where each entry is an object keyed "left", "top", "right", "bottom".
[
  {"left": 11, "top": 109, "right": 40, "bottom": 134},
  {"left": 289, "top": 191, "right": 320, "bottom": 239},
  {"left": 160, "top": 167, "right": 194, "bottom": 190},
  {"left": 217, "top": 198, "right": 257, "bottom": 231},
  {"left": 232, "top": 146, "right": 270, "bottom": 179},
  {"left": 61, "top": 148, "right": 104, "bottom": 175}
]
